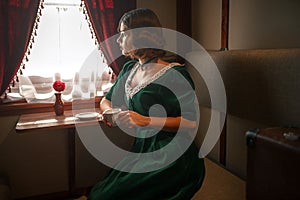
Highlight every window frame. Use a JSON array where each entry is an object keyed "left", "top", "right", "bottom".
[
  {"left": 0, "top": 96, "right": 102, "bottom": 116},
  {"left": 0, "top": 0, "right": 107, "bottom": 116}
]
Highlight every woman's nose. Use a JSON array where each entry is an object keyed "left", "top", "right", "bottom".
[{"left": 116, "top": 35, "right": 121, "bottom": 44}]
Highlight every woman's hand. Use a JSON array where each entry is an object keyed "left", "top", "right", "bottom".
[
  {"left": 116, "top": 110, "right": 196, "bottom": 132},
  {"left": 117, "top": 110, "right": 150, "bottom": 128}
]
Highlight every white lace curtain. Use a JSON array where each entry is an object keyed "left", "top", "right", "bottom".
[{"left": 6, "top": 0, "right": 114, "bottom": 103}]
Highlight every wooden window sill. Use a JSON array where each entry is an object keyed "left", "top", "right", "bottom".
[{"left": 0, "top": 96, "right": 103, "bottom": 116}]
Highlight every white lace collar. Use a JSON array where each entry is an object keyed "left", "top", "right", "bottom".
[{"left": 125, "top": 62, "right": 183, "bottom": 100}]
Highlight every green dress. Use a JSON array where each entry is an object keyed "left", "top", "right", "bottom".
[{"left": 88, "top": 61, "right": 205, "bottom": 200}]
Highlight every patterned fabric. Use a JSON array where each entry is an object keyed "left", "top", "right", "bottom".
[
  {"left": 125, "top": 62, "right": 182, "bottom": 100},
  {"left": 83, "top": 0, "right": 136, "bottom": 74},
  {"left": 0, "top": 0, "right": 41, "bottom": 96}
]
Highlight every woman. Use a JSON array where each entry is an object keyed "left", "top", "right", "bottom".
[{"left": 88, "top": 8, "right": 205, "bottom": 200}]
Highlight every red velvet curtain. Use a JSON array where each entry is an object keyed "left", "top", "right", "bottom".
[
  {"left": 0, "top": 0, "right": 41, "bottom": 97},
  {"left": 83, "top": 0, "right": 136, "bottom": 75}
]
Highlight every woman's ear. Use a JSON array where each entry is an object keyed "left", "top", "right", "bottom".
[{"left": 132, "top": 29, "right": 164, "bottom": 49}]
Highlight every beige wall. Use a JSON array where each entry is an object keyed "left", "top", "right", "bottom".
[
  {"left": 191, "top": 0, "right": 300, "bottom": 50},
  {"left": 229, "top": 0, "right": 300, "bottom": 49},
  {"left": 137, "top": 0, "right": 177, "bottom": 30},
  {"left": 192, "top": 0, "right": 222, "bottom": 50}
]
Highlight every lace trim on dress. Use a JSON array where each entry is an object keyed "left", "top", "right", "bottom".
[{"left": 125, "top": 62, "right": 183, "bottom": 100}]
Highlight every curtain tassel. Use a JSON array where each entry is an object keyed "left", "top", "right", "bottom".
[{"left": 4, "top": 0, "right": 45, "bottom": 98}]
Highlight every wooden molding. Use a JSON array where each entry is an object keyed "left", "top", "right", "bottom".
[
  {"left": 0, "top": 96, "right": 102, "bottom": 116},
  {"left": 176, "top": 0, "right": 192, "bottom": 37},
  {"left": 219, "top": 116, "right": 227, "bottom": 166},
  {"left": 176, "top": 0, "right": 192, "bottom": 63},
  {"left": 221, "top": 0, "right": 230, "bottom": 50}
]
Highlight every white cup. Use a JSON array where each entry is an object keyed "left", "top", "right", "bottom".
[{"left": 102, "top": 108, "right": 121, "bottom": 127}]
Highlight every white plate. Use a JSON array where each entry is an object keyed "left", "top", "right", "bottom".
[{"left": 75, "top": 112, "right": 100, "bottom": 120}]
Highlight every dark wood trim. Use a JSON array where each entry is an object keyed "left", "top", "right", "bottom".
[
  {"left": 68, "top": 128, "right": 76, "bottom": 196},
  {"left": 221, "top": 0, "right": 230, "bottom": 51},
  {"left": 176, "top": 0, "right": 192, "bottom": 63},
  {"left": 219, "top": 116, "right": 227, "bottom": 166},
  {"left": 16, "top": 191, "right": 70, "bottom": 200},
  {"left": 176, "top": 0, "right": 192, "bottom": 37}
]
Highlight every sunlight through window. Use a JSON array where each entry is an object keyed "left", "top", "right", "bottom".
[{"left": 14, "top": 0, "right": 112, "bottom": 103}]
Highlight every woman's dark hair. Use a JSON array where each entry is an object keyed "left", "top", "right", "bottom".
[{"left": 118, "top": 8, "right": 166, "bottom": 59}]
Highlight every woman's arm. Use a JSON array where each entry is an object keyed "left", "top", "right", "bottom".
[
  {"left": 117, "top": 110, "right": 197, "bottom": 132},
  {"left": 100, "top": 97, "right": 112, "bottom": 113},
  {"left": 150, "top": 115, "right": 197, "bottom": 132}
]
